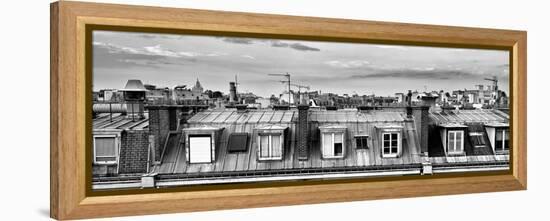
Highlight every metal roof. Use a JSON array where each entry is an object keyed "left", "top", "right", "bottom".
[
  {"left": 485, "top": 122, "right": 510, "bottom": 127},
  {"left": 429, "top": 109, "right": 509, "bottom": 125},
  {"left": 93, "top": 113, "right": 149, "bottom": 131},
  {"left": 182, "top": 126, "right": 223, "bottom": 131},
  {"left": 255, "top": 125, "right": 288, "bottom": 130},
  {"left": 187, "top": 109, "right": 407, "bottom": 124},
  {"left": 439, "top": 123, "right": 468, "bottom": 128}
]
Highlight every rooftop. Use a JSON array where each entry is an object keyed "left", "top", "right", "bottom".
[
  {"left": 93, "top": 113, "right": 149, "bottom": 131},
  {"left": 153, "top": 109, "right": 421, "bottom": 175},
  {"left": 188, "top": 109, "right": 407, "bottom": 125},
  {"left": 429, "top": 109, "right": 508, "bottom": 125}
]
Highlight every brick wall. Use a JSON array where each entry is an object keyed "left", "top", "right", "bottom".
[
  {"left": 118, "top": 130, "right": 150, "bottom": 174},
  {"left": 92, "top": 164, "right": 117, "bottom": 177},
  {"left": 148, "top": 107, "right": 171, "bottom": 162},
  {"left": 297, "top": 105, "right": 309, "bottom": 160},
  {"left": 412, "top": 106, "right": 430, "bottom": 154}
]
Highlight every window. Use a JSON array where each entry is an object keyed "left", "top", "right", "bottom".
[
  {"left": 189, "top": 135, "right": 212, "bottom": 163},
  {"left": 355, "top": 136, "right": 369, "bottom": 149},
  {"left": 228, "top": 133, "right": 248, "bottom": 152},
  {"left": 495, "top": 129, "right": 510, "bottom": 152},
  {"left": 447, "top": 130, "right": 464, "bottom": 154},
  {"left": 382, "top": 132, "right": 399, "bottom": 157},
  {"left": 94, "top": 136, "right": 117, "bottom": 164},
  {"left": 258, "top": 134, "right": 282, "bottom": 160},
  {"left": 322, "top": 132, "right": 345, "bottom": 158},
  {"left": 469, "top": 132, "right": 486, "bottom": 147}
]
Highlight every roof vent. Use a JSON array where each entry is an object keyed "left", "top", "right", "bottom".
[
  {"left": 273, "top": 105, "right": 290, "bottom": 110},
  {"left": 326, "top": 106, "right": 338, "bottom": 111},
  {"left": 235, "top": 104, "right": 248, "bottom": 113},
  {"left": 357, "top": 106, "right": 374, "bottom": 112}
]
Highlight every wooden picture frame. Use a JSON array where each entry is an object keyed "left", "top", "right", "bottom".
[{"left": 50, "top": 1, "right": 527, "bottom": 219}]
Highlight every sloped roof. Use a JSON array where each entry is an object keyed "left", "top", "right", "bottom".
[
  {"left": 187, "top": 109, "right": 407, "bottom": 124},
  {"left": 255, "top": 125, "right": 288, "bottom": 130},
  {"left": 93, "top": 113, "right": 149, "bottom": 131},
  {"left": 154, "top": 111, "right": 421, "bottom": 175},
  {"left": 429, "top": 109, "right": 509, "bottom": 125},
  {"left": 182, "top": 125, "right": 223, "bottom": 131}
]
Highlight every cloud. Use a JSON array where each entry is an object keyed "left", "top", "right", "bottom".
[
  {"left": 270, "top": 41, "right": 320, "bottom": 51},
  {"left": 143, "top": 45, "right": 200, "bottom": 58},
  {"left": 219, "top": 37, "right": 320, "bottom": 52},
  {"left": 94, "top": 41, "right": 226, "bottom": 59},
  {"left": 241, "top": 55, "right": 256, "bottom": 59},
  {"left": 374, "top": 45, "right": 409, "bottom": 50},
  {"left": 93, "top": 41, "right": 198, "bottom": 68},
  {"left": 325, "top": 60, "right": 371, "bottom": 69},
  {"left": 222, "top": 37, "right": 255, "bottom": 44},
  {"left": 350, "top": 68, "right": 482, "bottom": 80},
  {"left": 137, "top": 34, "right": 184, "bottom": 40}
]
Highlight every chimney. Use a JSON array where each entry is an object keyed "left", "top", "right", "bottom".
[
  {"left": 229, "top": 82, "right": 237, "bottom": 103},
  {"left": 420, "top": 95, "right": 437, "bottom": 112},
  {"left": 412, "top": 106, "right": 430, "bottom": 154},
  {"left": 146, "top": 105, "right": 182, "bottom": 162},
  {"left": 406, "top": 90, "right": 413, "bottom": 118},
  {"left": 297, "top": 105, "right": 309, "bottom": 160},
  {"left": 121, "top": 79, "right": 146, "bottom": 120}
]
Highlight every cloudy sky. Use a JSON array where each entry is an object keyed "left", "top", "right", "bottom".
[{"left": 93, "top": 30, "right": 509, "bottom": 97}]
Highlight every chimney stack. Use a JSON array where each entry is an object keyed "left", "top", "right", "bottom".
[
  {"left": 229, "top": 82, "right": 237, "bottom": 103},
  {"left": 121, "top": 79, "right": 146, "bottom": 120},
  {"left": 406, "top": 90, "right": 413, "bottom": 118},
  {"left": 297, "top": 105, "right": 310, "bottom": 160}
]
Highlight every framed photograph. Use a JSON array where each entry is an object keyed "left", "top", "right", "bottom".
[{"left": 50, "top": 1, "right": 527, "bottom": 219}]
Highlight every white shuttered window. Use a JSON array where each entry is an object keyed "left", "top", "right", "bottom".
[
  {"left": 259, "top": 134, "right": 282, "bottom": 160},
  {"left": 447, "top": 130, "right": 464, "bottom": 154},
  {"left": 322, "top": 132, "right": 344, "bottom": 158}
]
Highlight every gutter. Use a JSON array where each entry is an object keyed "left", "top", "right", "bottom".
[{"left": 156, "top": 168, "right": 421, "bottom": 187}]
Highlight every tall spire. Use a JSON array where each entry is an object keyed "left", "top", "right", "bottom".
[{"left": 192, "top": 77, "right": 203, "bottom": 93}]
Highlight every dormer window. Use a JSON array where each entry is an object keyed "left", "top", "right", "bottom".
[
  {"left": 188, "top": 135, "right": 213, "bottom": 163},
  {"left": 376, "top": 125, "right": 403, "bottom": 158},
  {"left": 382, "top": 132, "right": 399, "bottom": 157},
  {"left": 258, "top": 133, "right": 283, "bottom": 160},
  {"left": 319, "top": 125, "right": 347, "bottom": 159},
  {"left": 355, "top": 135, "right": 369, "bottom": 149},
  {"left": 484, "top": 123, "right": 509, "bottom": 155},
  {"left": 322, "top": 132, "right": 345, "bottom": 158},
  {"left": 469, "top": 132, "right": 486, "bottom": 147},
  {"left": 495, "top": 128, "right": 510, "bottom": 152},
  {"left": 447, "top": 130, "right": 464, "bottom": 155},
  {"left": 255, "top": 125, "right": 287, "bottom": 161},
  {"left": 183, "top": 126, "right": 223, "bottom": 164},
  {"left": 93, "top": 135, "right": 119, "bottom": 164}
]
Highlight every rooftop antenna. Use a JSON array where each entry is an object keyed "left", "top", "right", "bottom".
[
  {"left": 286, "top": 83, "right": 310, "bottom": 105},
  {"left": 268, "top": 72, "right": 291, "bottom": 105},
  {"left": 484, "top": 75, "right": 499, "bottom": 106},
  {"left": 235, "top": 74, "right": 239, "bottom": 95}
]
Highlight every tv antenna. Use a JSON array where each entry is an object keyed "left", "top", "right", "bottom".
[{"left": 268, "top": 72, "right": 291, "bottom": 105}]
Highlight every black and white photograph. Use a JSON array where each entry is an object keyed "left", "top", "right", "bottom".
[{"left": 91, "top": 30, "right": 510, "bottom": 191}]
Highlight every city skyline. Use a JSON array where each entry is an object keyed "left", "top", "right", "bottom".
[{"left": 93, "top": 30, "right": 509, "bottom": 97}]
